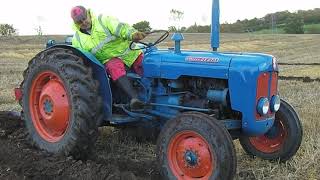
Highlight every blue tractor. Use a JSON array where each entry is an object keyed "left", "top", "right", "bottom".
[{"left": 15, "top": 0, "right": 302, "bottom": 179}]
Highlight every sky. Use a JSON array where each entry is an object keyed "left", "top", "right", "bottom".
[{"left": 0, "top": 0, "right": 319, "bottom": 35}]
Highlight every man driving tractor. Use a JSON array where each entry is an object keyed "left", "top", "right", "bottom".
[{"left": 70, "top": 5, "right": 147, "bottom": 110}]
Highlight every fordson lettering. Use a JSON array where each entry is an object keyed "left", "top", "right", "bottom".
[{"left": 186, "top": 56, "right": 219, "bottom": 63}]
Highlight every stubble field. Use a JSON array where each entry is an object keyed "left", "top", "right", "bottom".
[{"left": 0, "top": 33, "right": 319, "bottom": 179}]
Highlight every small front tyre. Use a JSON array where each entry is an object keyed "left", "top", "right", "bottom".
[
  {"left": 157, "top": 112, "right": 237, "bottom": 180},
  {"left": 239, "top": 99, "right": 303, "bottom": 162}
]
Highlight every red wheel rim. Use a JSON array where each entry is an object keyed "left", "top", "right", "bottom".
[
  {"left": 168, "top": 131, "right": 214, "bottom": 179},
  {"left": 249, "top": 117, "right": 287, "bottom": 153},
  {"left": 29, "top": 71, "right": 70, "bottom": 142}
]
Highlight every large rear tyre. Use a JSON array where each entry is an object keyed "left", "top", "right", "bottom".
[
  {"left": 157, "top": 112, "right": 236, "bottom": 180},
  {"left": 21, "top": 48, "right": 102, "bottom": 159},
  {"left": 239, "top": 99, "right": 303, "bottom": 162}
]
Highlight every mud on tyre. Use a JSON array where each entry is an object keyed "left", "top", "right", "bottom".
[
  {"left": 156, "top": 112, "right": 237, "bottom": 180},
  {"left": 21, "top": 47, "right": 102, "bottom": 159}
]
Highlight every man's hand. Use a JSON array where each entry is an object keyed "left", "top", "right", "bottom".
[{"left": 132, "top": 32, "right": 147, "bottom": 42}]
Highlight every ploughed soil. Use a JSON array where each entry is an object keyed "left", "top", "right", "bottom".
[{"left": 0, "top": 111, "right": 161, "bottom": 180}]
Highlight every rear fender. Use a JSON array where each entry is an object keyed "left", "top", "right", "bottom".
[{"left": 46, "top": 45, "right": 112, "bottom": 120}]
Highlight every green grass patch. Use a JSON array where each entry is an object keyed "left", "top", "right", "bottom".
[
  {"left": 251, "top": 23, "right": 320, "bottom": 34},
  {"left": 253, "top": 28, "right": 285, "bottom": 34},
  {"left": 304, "top": 24, "right": 320, "bottom": 34}
]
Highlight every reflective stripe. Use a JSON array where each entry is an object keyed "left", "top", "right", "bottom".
[
  {"left": 75, "top": 32, "right": 83, "bottom": 48},
  {"left": 91, "top": 36, "right": 116, "bottom": 54},
  {"left": 115, "top": 23, "right": 124, "bottom": 37},
  {"left": 91, "top": 14, "right": 116, "bottom": 55},
  {"left": 98, "top": 14, "right": 111, "bottom": 36}
]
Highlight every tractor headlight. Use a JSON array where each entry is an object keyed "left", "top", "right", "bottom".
[
  {"left": 272, "top": 57, "right": 278, "bottom": 70},
  {"left": 257, "top": 97, "right": 269, "bottom": 116},
  {"left": 270, "top": 95, "right": 280, "bottom": 112}
]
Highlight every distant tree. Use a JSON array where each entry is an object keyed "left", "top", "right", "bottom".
[
  {"left": 219, "top": 8, "right": 319, "bottom": 33},
  {"left": 274, "top": 11, "right": 291, "bottom": 24},
  {"left": 198, "top": 25, "right": 211, "bottom": 33},
  {"left": 168, "top": 26, "right": 187, "bottom": 32},
  {"left": 168, "top": 26, "right": 177, "bottom": 32},
  {"left": 284, "top": 14, "right": 304, "bottom": 34},
  {"left": 169, "top": 9, "right": 184, "bottom": 32},
  {"left": 0, "top": 24, "right": 17, "bottom": 36},
  {"left": 34, "top": 25, "right": 43, "bottom": 36},
  {"left": 133, "top": 21, "right": 151, "bottom": 32},
  {"left": 180, "top": 26, "right": 187, "bottom": 32},
  {"left": 186, "top": 22, "right": 198, "bottom": 33},
  {"left": 298, "top": 8, "right": 320, "bottom": 24}
]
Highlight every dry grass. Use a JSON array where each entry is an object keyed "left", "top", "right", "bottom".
[
  {"left": 280, "top": 66, "right": 320, "bottom": 78},
  {"left": 0, "top": 34, "right": 319, "bottom": 179}
]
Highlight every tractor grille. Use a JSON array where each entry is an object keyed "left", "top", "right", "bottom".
[{"left": 255, "top": 72, "right": 278, "bottom": 120}]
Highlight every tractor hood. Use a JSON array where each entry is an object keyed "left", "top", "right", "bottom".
[
  {"left": 226, "top": 52, "right": 275, "bottom": 72},
  {"left": 143, "top": 49, "right": 275, "bottom": 80},
  {"left": 143, "top": 49, "right": 232, "bottom": 79}
]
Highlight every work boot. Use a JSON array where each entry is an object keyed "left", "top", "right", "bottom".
[{"left": 115, "top": 76, "right": 145, "bottom": 111}]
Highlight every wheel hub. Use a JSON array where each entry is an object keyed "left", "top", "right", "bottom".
[
  {"left": 168, "top": 131, "right": 214, "bottom": 178},
  {"left": 30, "top": 71, "right": 70, "bottom": 142},
  {"left": 39, "top": 80, "right": 69, "bottom": 134},
  {"left": 185, "top": 150, "right": 198, "bottom": 166},
  {"left": 43, "top": 99, "right": 53, "bottom": 114}
]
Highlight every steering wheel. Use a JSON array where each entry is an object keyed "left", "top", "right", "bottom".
[{"left": 129, "top": 30, "right": 169, "bottom": 50}]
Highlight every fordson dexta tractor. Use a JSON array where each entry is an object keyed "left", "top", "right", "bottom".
[{"left": 14, "top": 0, "right": 302, "bottom": 179}]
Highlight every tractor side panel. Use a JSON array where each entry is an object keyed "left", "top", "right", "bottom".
[
  {"left": 49, "top": 46, "right": 113, "bottom": 120},
  {"left": 78, "top": 49, "right": 113, "bottom": 120},
  {"left": 143, "top": 52, "right": 162, "bottom": 77}
]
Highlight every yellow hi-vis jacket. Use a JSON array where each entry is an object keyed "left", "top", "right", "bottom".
[{"left": 71, "top": 10, "right": 142, "bottom": 67}]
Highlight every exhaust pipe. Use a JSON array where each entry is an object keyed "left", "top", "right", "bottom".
[{"left": 211, "top": 0, "right": 220, "bottom": 51}]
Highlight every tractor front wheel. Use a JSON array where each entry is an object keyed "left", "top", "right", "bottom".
[
  {"left": 239, "top": 99, "right": 303, "bottom": 162},
  {"left": 21, "top": 48, "right": 102, "bottom": 159},
  {"left": 157, "top": 112, "right": 236, "bottom": 180}
]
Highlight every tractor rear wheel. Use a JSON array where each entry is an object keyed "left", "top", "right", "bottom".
[
  {"left": 239, "top": 99, "right": 303, "bottom": 162},
  {"left": 21, "top": 48, "right": 102, "bottom": 159},
  {"left": 156, "top": 112, "right": 236, "bottom": 180}
]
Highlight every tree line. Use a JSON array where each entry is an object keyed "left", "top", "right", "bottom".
[
  {"left": 221, "top": 8, "right": 320, "bottom": 34},
  {"left": 133, "top": 8, "right": 320, "bottom": 34}
]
